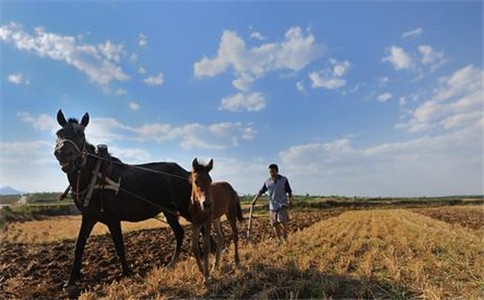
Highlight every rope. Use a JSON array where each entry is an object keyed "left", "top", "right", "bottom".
[{"left": 85, "top": 152, "right": 189, "bottom": 182}]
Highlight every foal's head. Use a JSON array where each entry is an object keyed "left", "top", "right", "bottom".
[
  {"left": 190, "top": 158, "right": 214, "bottom": 212},
  {"left": 54, "top": 109, "right": 90, "bottom": 174}
]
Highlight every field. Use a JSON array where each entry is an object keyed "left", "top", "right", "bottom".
[{"left": 0, "top": 204, "right": 483, "bottom": 299}]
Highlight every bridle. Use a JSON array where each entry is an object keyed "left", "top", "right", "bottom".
[
  {"left": 55, "top": 137, "right": 91, "bottom": 204},
  {"left": 55, "top": 137, "right": 88, "bottom": 172}
]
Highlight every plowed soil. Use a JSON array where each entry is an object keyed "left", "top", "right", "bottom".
[
  {"left": 0, "top": 210, "right": 342, "bottom": 299},
  {"left": 1, "top": 205, "right": 482, "bottom": 299},
  {"left": 411, "top": 205, "right": 484, "bottom": 230}
]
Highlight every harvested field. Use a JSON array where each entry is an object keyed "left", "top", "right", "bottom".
[
  {"left": 0, "top": 210, "right": 337, "bottom": 299},
  {"left": 1, "top": 206, "right": 483, "bottom": 299}
]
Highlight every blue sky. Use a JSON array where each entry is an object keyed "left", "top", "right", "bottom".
[{"left": 1, "top": 1, "right": 482, "bottom": 196}]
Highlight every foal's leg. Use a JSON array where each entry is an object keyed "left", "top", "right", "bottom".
[
  {"left": 229, "top": 217, "right": 240, "bottom": 266},
  {"left": 64, "top": 216, "right": 96, "bottom": 288},
  {"left": 191, "top": 224, "right": 204, "bottom": 273},
  {"left": 201, "top": 222, "right": 212, "bottom": 282},
  {"left": 106, "top": 220, "right": 132, "bottom": 277},
  {"left": 212, "top": 218, "right": 225, "bottom": 271},
  {"left": 164, "top": 212, "right": 184, "bottom": 269}
]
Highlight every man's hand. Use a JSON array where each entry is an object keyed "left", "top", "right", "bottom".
[{"left": 251, "top": 193, "right": 259, "bottom": 206}]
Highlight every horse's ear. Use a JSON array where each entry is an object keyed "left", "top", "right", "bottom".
[
  {"left": 192, "top": 158, "right": 199, "bottom": 171},
  {"left": 57, "top": 109, "right": 67, "bottom": 126},
  {"left": 81, "top": 112, "right": 89, "bottom": 128},
  {"left": 207, "top": 159, "right": 213, "bottom": 171}
]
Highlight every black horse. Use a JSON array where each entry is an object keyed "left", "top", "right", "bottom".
[{"left": 54, "top": 109, "right": 192, "bottom": 291}]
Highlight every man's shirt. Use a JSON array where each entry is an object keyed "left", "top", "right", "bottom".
[{"left": 259, "top": 174, "right": 292, "bottom": 211}]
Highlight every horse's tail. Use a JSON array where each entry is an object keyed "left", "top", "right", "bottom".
[{"left": 232, "top": 187, "right": 244, "bottom": 222}]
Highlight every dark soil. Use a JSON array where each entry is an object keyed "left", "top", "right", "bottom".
[{"left": 0, "top": 210, "right": 342, "bottom": 299}]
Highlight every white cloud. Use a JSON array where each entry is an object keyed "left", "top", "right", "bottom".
[
  {"left": 309, "top": 74, "right": 345, "bottom": 89},
  {"left": 138, "top": 33, "right": 147, "bottom": 47},
  {"left": 0, "top": 22, "right": 129, "bottom": 89},
  {"left": 250, "top": 31, "right": 265, "bottom": 41},
  {"left": 109, "top": 146, "right": 152, "bottom": 164},
  {"left": 378, "top": 76, "right": 389, "bottom": 86},
  {"left": 309, "top": 59, "right": 350, "bottom": 90},
  {"left": 377, "top": 92, "right": 393, "bottom": 102},
  {"left": 128, "top": 102, "right": 140, "bottom": 111},
  {"left": 382, "top": 46, "right": 413, "bottom": 70},
  {"left": 382, "top": 44, "right": 446, "bottom": 76},
  {"left": 0, "top": 140, "right": 67, "bottom": 193},
  {"left": 280, "top": 123, "right": 482, "bottom": 196},
  {"left": 397, "top": 64, "right": 483, "bottom": 133},
  {"left": 18, "top": 111, "right": 57, "bottom": 132},
  {"left": 7, "top": 72, "right": 29, "bottom": 85},
  {"left": 296, "top": 80, "right": 307, "bottom": 94},
  {"left": 232, "top": 72, "right": 255, "bottom": 92},
  {"left": 402, "top": 28, "right": 423, "bottom": 39},
  {"left": 194, "top": 26, "right": 324, "bottom": 93},
  {"left": 116, "top": 88, "right": 127, "bottom": 95},
  {"left": 418, "top": 45, "right": 443, "bottom": 65},
  {"left": 21, "top": 112, "right": 256, "bottom": 150},
  {"left": 144, "top": 73, "right": 164, "bottom": 86},
  {"left": 180, "top": 122, "right": 256, "bottom": 150},
  {"left": 219, "top": 92, "right": 266, "bottom": 112},
  {"left": 275, "top": 27, "right": 324, "bottom": 72},
  {"left": 129, "top": 53, "right": 138, "bottom": 63}
]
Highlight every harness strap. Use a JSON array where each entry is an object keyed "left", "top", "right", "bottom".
[
  {"left": 85, "top": 152, "right": 189, "bottom": 182},
  {"left": 83, "top": 158, "right": 103, "bottom": 208}
]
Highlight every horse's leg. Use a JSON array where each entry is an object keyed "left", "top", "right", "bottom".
[
  {"left": 191, "top": 224, "right": 203, "bottom": 273},
  {"left": 212, "top": 218, "right": 224, "bottom": 271},
  {"left": 201, "top": 221, "right": 212, "bottom": 283},
  {"left": 164, "top": 212, "right": 184, "bottom": 269},
  {"left": 106, "top": 219, "right": 132, "bottom": 277},
  {"left": 64, "top": 216, "right": 96, "bottom": 289},
  {"left": 229, "top": 216, "right": 240, "bottom": 266}
]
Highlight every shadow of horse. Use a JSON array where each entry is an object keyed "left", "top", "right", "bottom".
[{"left": 160, "top": 261, "right": 419, "bottom": 299}]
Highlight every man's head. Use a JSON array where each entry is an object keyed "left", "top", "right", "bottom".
[{"left": 268, "top": 163, "right": 279, "bottom": 178}]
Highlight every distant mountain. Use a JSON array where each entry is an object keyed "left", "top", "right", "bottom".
[{"left": 0, "top": 186, "right": 23, "bottom": 195}]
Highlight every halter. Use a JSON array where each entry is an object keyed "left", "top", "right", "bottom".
[
  {"left": 55, "top": 137, "right": 88, "bottom": 171},
  {"left": 55, "top": 137, "right": 90, "bottom": 206}
]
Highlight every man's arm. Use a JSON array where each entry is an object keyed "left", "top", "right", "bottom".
[
  {"left": 251, "top": 191, "right": 262, "bottom": 206},
  {"left": 285, "top": 178, "right": 293, "bottom": 207}
]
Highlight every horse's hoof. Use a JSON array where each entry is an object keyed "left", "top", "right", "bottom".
[
  {"left": 123, "top": 269, "right": 134, "bottom": 278},
  {"left": 63, "top": 282, "right": 79, "bottom": 298}
]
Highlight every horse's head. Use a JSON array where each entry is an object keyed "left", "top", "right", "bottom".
[
  {"left": 189, "top": 158, "right": 214, "bottom": 212},
  {"left": 54, "top": 109, "right": 90, "bottom": 174}
]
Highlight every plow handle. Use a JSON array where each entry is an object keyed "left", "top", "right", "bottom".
[{"left": 247, "top": 204, "right": 254, "bottom": 238}]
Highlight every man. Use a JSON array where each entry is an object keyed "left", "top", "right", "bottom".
[{"left": 251, "top": 163, "right": 293, "bottom": 244}]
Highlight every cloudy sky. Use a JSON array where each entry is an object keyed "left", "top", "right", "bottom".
[{"left": 1, "top": 1, "right": 482, "bottom": 196}]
